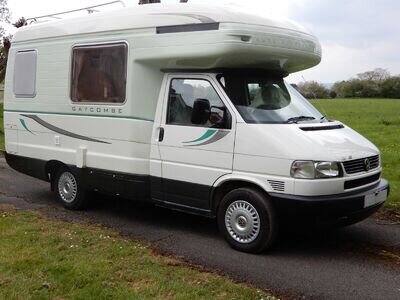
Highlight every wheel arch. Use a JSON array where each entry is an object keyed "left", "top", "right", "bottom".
[
  {"left": 211, "top": 175, "right": 272, "bottom": 215},
  {"left": 45, "top": 160, "right": 68, "bottom": 191}
]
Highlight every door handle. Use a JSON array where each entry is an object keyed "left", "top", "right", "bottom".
[{"left": 158, "top": 127, "right": 165, "bottom": 142}]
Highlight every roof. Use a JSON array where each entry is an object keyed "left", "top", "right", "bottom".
[{"left": 13, "top": 3, "right": 314, "bottom": 43}]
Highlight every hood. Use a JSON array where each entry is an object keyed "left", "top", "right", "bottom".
[{"left": 235, "top": 121, "right": 379, "bottom": 162}]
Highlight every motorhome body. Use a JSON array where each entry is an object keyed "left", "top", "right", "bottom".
[{"left": 4, "top": 4, "right": 389, "bottom": 253}]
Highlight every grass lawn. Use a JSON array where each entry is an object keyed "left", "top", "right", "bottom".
[
  {"left": 0, "top": 209, "right": 275, "bottom": 299},
  {"left": 311, "top": 98, "right": 400, "bottom": 209}
]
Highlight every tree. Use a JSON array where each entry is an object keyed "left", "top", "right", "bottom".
[
  {"left": 380, "top": 76, "right": 400, "bottom": 99},
  {"left": 330, "top": 68, "right": 400, "bottom": 99},
  {"left": 0, "top": 17, "right": 26, "bottom": 82},
  {"left": 297, "top": 81, "right": 329, "bottom": 99},
  {"left": 0, "top": 36, "right": 10, "bottom": 80},
  {"left": 0, "top": 0, "right": 11, "bottom": 39},
  {"left": 357, "top": 68, "right": 390, "bottom": 82},
  {"left": 332, "top": 81, "right": 351, "bottom": 98},
  {"left": 332, "top": 78, "right": 380, "bottom": 98}
]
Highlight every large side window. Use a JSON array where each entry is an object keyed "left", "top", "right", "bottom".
[
  {"left": 71, "top": 43, "right": 127, "bottom": 103},
  {"left": 167, "top": 79, "right": 229, "bottom": 128},
  {"left": 13, "top": 50, "right": 37, "bottom": 98}
]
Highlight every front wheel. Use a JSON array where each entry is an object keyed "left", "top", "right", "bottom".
[
  {"left": 218, "top": 188, "right": 278, "bottom": 253},
  {"left": 54, "top": 168, "right": 88, "bottom": 210}
]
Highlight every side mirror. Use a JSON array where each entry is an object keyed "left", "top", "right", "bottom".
[{"left": 191, "top": 98, "right": 211, "bottom": 125}]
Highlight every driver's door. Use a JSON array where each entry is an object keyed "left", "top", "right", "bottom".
[{"left": 157, "top": 75, "right": 235, "bottom": 211}]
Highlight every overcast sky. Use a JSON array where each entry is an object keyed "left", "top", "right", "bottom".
[{"left": 6, "top": 0, "right": 400, "bottom": 83}]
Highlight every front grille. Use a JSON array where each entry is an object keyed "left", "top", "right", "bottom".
[
  {"left": 268, "top": 180, "right": 285, "bottom": 192},
  {"left": 342, "top": 155, "right": 379, "bottom": 174},
  {"left": 344, "top": 173, "right": 381, "bottom": 190}
]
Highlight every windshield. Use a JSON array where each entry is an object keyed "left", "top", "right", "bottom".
[{"left": 218, "top": 73, "right": 326, "bottom": 124}]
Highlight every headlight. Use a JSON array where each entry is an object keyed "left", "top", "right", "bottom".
[
  {"left": 291, "top": 161, "right": 340, "bottom": 179},
  {"left": 315, "top": 161, "right": 339, "bottom": 178},
  {"left": 291, "top": 161, "right": 315, "bottom": 179}
]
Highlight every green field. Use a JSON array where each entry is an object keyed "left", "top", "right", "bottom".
[
  {"left": 311, "top": 98, "right": 400, "bottom": 209},
  {"left": 0, "top": 209, "right": 274, "bottom": 299},
  {"left": 0, "top": 99, "right": 399, "bottom": 208}
]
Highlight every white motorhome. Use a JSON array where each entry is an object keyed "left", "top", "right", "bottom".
[{"left": 4, "top": 3, "right": 389, "bottom": 253}]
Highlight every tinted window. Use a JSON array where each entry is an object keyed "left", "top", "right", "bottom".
[
  {"left": 218, "top": 74, "right": 324, "bottom": 124},
  {"left": 13, "top": 50, "right": 37, "bottom": 98},
  {"left": 71, "top": 43, "right": 127, "bottom": 103},
  {"left": 247, "top": 81, "right": 291, "bottom": 110},
  {"left": 167, "top": 79, "right": 228, "bottom": 128}
]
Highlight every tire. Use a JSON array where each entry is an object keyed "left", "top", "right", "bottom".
[
  {"left": 218, "top": 188, "right": 278, "bottom": 253},
  {"left": 54, "top": 167, "right": 88, "bottom": 210}
]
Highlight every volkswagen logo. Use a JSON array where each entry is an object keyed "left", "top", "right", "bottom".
[{"left": 364, "top": 158, "right": 371, "bottom": 171}]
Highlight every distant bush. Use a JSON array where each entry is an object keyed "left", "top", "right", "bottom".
[
  {"left": 297, "top": 81, "right": 329, "bottom": 99},
  {"left": 330, "top": 68, "right": 400, "bottom": 99},
  {"left": 333, "top": 79, "right": 380, "bottom": 98},
  {"left": 380, "top": 76, "right": 400, "bottom": 98}
]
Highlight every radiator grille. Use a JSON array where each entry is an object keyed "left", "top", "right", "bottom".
[
  {"left": 342, "top": 155, "right": 379, "bottom": 174},
  {"left": 344, "top": 173, "right": 381, "bottom": 190},
  {"left": 268, "top": 180, "right": 285, "bottom": 192}
]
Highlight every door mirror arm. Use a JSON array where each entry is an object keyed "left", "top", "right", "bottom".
[{"left": 211, "top": 106, "right": 232, "bottom": 129}]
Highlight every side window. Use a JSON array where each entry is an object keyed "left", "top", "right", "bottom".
[
  {"left": 13, "top": 50, "right": 37, "bottom": 98},
  {"left": 167, "top": 79, "right": 229, "bottom": 128},
  {"left": 71, "top": 43, "right": 127, "bottom": 103}
]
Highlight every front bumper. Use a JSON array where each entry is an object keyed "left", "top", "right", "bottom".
[{"left": 270, "top": 179, "right": 389, "bottom": 227}]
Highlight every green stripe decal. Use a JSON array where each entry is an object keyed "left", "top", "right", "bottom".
[
  {"left": 21, "top": 114, "right": 110, "bottom": 144},
  {"left": 183, "top": 129, "right": 217, "bottom": 144},
  {"left": 19, "top": 119, "right": 34, "bottom": 134}
]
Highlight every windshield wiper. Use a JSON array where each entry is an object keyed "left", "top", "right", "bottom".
[{"left": 286, "top": 116, "right": 316, "bottom": 124}]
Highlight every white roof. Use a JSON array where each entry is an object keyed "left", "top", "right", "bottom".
[{"left": 13, "top": 3, "right": 314, "bottom": 43}]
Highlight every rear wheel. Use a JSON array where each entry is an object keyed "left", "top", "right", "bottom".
[
  {"left": 218, "top": 188, "right": 278, "bottom": 253},
  {"left": 54, "top": 168, "right": 88, "bottom": 210}
]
